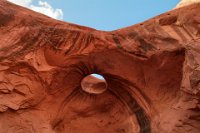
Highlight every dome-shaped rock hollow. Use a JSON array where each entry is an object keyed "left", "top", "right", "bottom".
[
  {"left": 81, "top": 74, "right": 107, "bottom": 94},
  {"left": 0, "top": 0, "right": 200, "bottom": 133}
]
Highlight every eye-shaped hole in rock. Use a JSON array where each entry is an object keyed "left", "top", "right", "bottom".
[{"left": 81, "top": 74, "right": 107, "bottom": 94}]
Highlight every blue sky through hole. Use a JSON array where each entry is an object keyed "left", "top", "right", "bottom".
[{"left": 91, "top": 74, "right": 105, "bottom": 80}]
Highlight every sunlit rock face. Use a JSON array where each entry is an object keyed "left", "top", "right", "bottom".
[
  {"left": 0, "top": 0, "right": 200, "bottom": 133},
  {"left": 176, "top": 0, "right": 200, "bottom": 8}
]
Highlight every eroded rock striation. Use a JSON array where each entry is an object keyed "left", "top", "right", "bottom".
[{"left": 0, "top": 0, "right": 200, "bottom": 133}]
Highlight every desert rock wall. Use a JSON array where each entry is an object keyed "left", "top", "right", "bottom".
[{"left": 0, "top": 1, "right": 200, "bottom": 133}]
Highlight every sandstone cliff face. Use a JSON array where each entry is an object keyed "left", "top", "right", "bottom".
[
  {"left": 176, "top": 0, "right": 200, "bottom": 8},
  {"left": 0, "top": 1, "right": 200, "bottom": 133}
]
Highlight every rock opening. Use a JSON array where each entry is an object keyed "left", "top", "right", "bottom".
[{"left": 81, "top": 74, "right": 107, "bottom": 94}]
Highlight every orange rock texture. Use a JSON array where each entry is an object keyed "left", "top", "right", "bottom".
[{"left": 0, "top": 0, "right": 200, "bottom": 133}]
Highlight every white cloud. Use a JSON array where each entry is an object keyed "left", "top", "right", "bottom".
[
  {"left": 7, "top": 0, "right": 63, "bottom": 20},
  {"left": 7, "top": 0, "right": 32, "bottom": 7},
  {"left": 30, "top": 1, "right": 63, "bottom": 20}
]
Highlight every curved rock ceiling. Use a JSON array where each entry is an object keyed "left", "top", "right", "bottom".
[{"left": 0, "top": 0, "right": 200, "bottom": 133}]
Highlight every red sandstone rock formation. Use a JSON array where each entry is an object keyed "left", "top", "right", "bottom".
[{"left": 0, "top": 0, "right": 200, "bottom": 133}]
